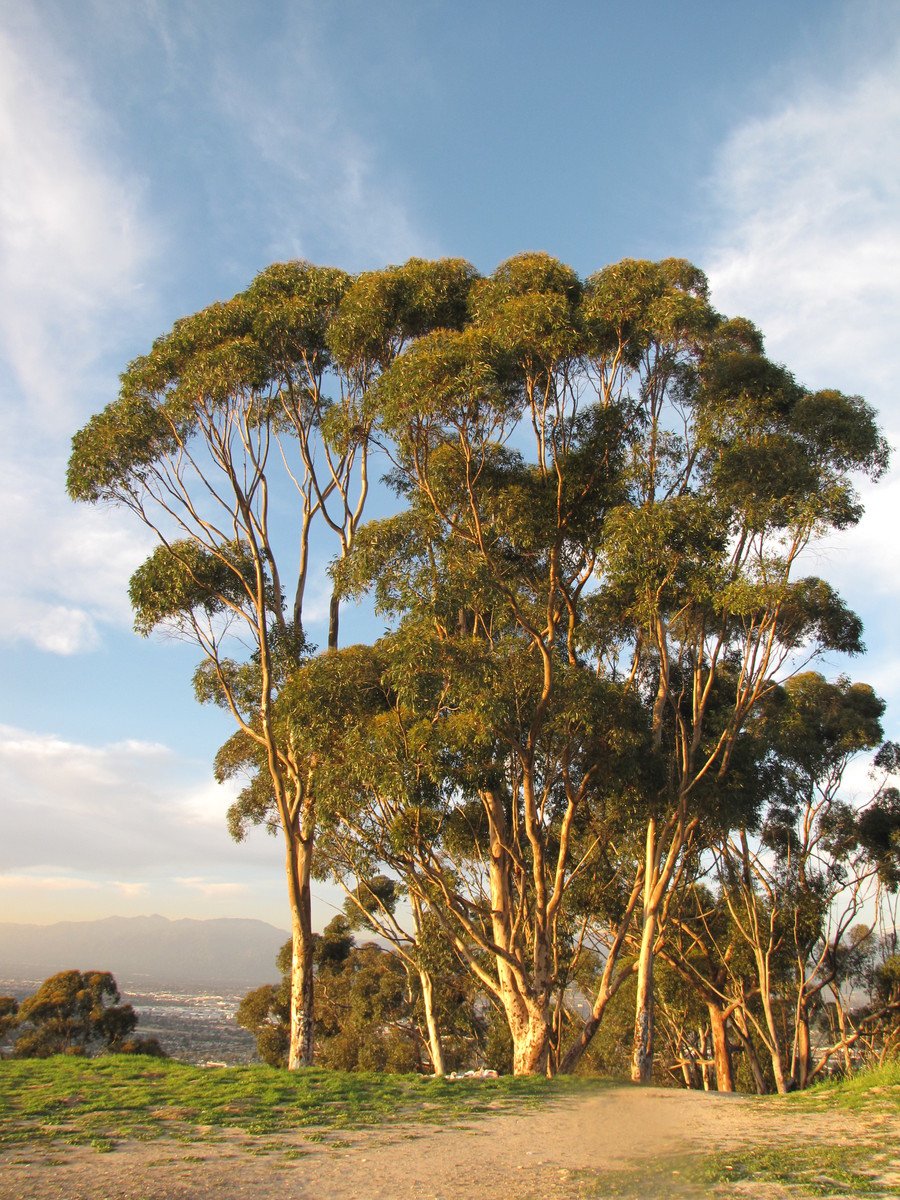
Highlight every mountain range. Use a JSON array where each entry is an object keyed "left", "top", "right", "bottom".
[{"left": 0, "top": 914, "right": 288, "bottom": 991}]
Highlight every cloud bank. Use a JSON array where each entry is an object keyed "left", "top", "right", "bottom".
[{"left": 0, "top": 723, "right": 286, "bottom": 922}]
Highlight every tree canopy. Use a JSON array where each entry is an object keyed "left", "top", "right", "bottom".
[{"left": 69, "top": 251, "right": 894, "bottom": 1078}]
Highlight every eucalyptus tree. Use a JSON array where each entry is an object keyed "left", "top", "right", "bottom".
[
  {"left": 320, "top": 253, "right": 887, "bottom": 1079},
  {"left": 307, "top": 253, "right": 657, "bottom": 1074},
  {"left": 67, "top": 256, "right": 477, "bottom": 1068},
  {"left": 11, "top": 971, "right": 151, "bottom": 1058},
  {"left": 579, "top": 262, "right": 888, "bottom": 1082}
]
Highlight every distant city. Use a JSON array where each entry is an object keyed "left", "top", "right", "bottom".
[{"left": 0, "top": 914, "right": 289, "bottom": 1063}]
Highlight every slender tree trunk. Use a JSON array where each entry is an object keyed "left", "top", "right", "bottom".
[
  {"left": 328, "top": 590, "right": 340, "bottom": 651},
  {"left": 632, "top": 820, "right": 657, "bottom": 1085},
  {"left": 758, "top": 982, "right": 788, "bottom": 1094},
  {"left": 286, "top": 834, "right": 314, "bottom": 1069},
  {"left": 833, "top": 990, "right": 854, "bottom": 1076},
  {"left": 708, "top": 1002, "right": 734, "bottom": 1092},
  {"left": 560, "top": 876, "right": 641, "bottom": 1074},
  {"left": 794, "top": 996, "right": 812, "bottom": 1089},
  {"left": 631, "top": 911, "right": 656, "bottom": 1083},
  {"left": 699, "top": 1026, "right": 713, "bottom": 1091},
  {"left": 732, "top": 1007, "right": 768, "bottom": 1094},
  {"left": 419, "top": 968, "right": 445, "bottom": 1076},
  {"left": 559, "top": 973, "right": 621, "bottom": 1073}
]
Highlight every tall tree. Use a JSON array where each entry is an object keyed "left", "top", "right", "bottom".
[
  {"left": 315, "top": 254, "right": 651, "bottom": 1073},
  {"left": 324, "top": 254, "right": 886, "bottom": 1076},
  {"left": 67, "top": 256, "right": 476, "bottom": 1068}
]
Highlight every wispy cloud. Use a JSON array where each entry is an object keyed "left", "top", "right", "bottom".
[
  {"left": 0, "top": 724, "right": 267, "bottom": 877},
  {"left": 0, "top": 450, "right": 153, "bottom": 655},
  {"left": 0, "top": 873, "right": 103, "bottom": 892},
  {"left": 0, "top": 10, "right": 162, "bottom": 655},
  {"left": 0, "top": 723, "right": 343, "bottom": 924},
  {"left": 705, "top": 38, "right": 900, "bottom": 400}
]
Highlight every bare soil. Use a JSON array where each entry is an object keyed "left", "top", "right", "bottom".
[{"left": 1, "top": 1085, "right": 897, "bottom": 1200}]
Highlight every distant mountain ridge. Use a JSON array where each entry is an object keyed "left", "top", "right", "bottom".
[{"left": 0, "top": 914, "right": 288, "bottom": 990}]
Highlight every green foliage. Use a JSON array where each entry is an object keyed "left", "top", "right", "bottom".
[
  {"left": 236, "top": 983, "right": 290, "bottom": 1068},
  {"left": 69, "top": 249, "right": 891, "bottom": 1078},
  {"left": 239, "top": 923, "right": 423, "bottom": 1072},
  {"left": 327, "top": 257, "right": 477, "bottom": 370},
  {"left": 129, "top": 539, "right": 267, "bottom": 636},
  {"left": 10, "top": 971, "right": 163, "bottom": 1059}
]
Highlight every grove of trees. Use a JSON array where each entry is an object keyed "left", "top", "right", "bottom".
[{"left": 68, "top": 252, "right": 900, "bottom": 1084}]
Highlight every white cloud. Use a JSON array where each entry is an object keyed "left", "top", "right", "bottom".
[
  {"left": 0, "top": 449, "right": 152, "bottom": 655},
  {"left": 111, "top": 881, "right": 150, "bottom": 897},
  {"left": 706, "top": 47, "right": 900, "bottom": 398},
  {"left": 702, "top": 27, "right": 900, "bottom": 724},
  {"left": 0, "top": 18, "right": 158, "bottom": 425},
  {"left": 0, "top": 724, "right": 272, "bottom": 877},
  {"left": 0, "top": 722, "right": 345, "bottom": 925},
  {"left": 0, "top": 11, "right": 161, "bottom": 655}
]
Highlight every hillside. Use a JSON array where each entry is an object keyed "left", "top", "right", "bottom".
[{"left": 0, "top": 914, "right": 288, "bottom": 990}]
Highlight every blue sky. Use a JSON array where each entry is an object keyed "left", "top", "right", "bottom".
[{"left": 2, "top": 0, "right": 899, "bottom": 929}]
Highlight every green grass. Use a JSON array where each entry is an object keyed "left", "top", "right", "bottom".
[
  {"left": 575, "top": 1143, "right": 895, "bottom": 1199},
  {"left": 783, "top": 1060, "right": 900, "bottom": 1111},
  {"left": 696, "top": 1142, "right": 895, "bottom": 1197},
  {"left": 0, "top": 1055, "right": 601, "bottom": 1154}
]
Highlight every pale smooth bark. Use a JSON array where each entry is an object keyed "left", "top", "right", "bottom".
[{"left": 419, "top": 968, "right": 446, "bottom": 1076}]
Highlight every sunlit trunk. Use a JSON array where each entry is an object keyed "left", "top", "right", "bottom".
[
  {"left": 794, "top": 997, "right": 812, "bottom": 1090},
  {"left": 483, "top": 787, "right": 552, "bottom": 1076},
  {"left": 758, "top": 980, "right": 788, "bottom": 1094},
  {"left": 286, "top": 835, "right": 314, "bottom": 1069},
  {"left": 504, "top": 991, "right": 551, "bottom": 1076},
  {"left": 419, "top": 968, "right": 445, "bottom": 1076},
  {"left": 631, "top": 819, "right": 657, "bottom": 1085},
  {"left": 708, "top": 1002, "right": 734, "bottom": 1092}
]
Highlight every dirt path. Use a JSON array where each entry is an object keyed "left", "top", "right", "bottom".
[{"left": 1, "top": 1085, "right": 897, "bottom": 1200}]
